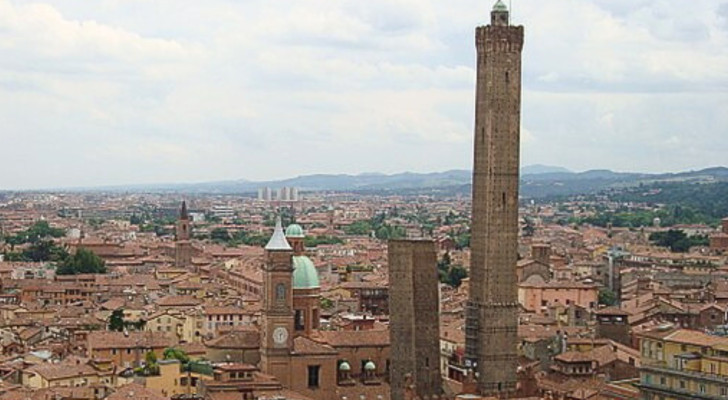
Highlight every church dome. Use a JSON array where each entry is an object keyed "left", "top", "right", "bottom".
[
  {"left": 285, "top": 223, "right": 305, "bottom": 238},
  {"left": 364, "top": 361, "right": 376, "bottom": 371},
  {"left": 292, "top": 255, "right": 320, "bottom": 289},
  {"left": 493, "top": 0, "right": 508, "bottom": 12},
  {"left": 339, "top": 361, "right": 351, "bottom": 371}
]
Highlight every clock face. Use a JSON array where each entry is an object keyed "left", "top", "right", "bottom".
[{"left": 273, "top": 326, "right": 289, "bottom": 345}]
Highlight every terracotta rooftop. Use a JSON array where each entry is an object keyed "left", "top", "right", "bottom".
[
  {"left": 157, "top": 295, "right": 202, "bottom": 307},
  {"left": 106, "top": 383, "right": 166, "bottom": 400},
  {"left": 293, "top": 336, "right": 338, "bottom": 355},
  {"left": 205, "top": 329, "right": 260, "bottom": 349},
  {"left": 87, "top": 331, "right": 174, "bottom": 350},
  {"left": 314, "top": 329, "right": 390, "bottom": 347}
]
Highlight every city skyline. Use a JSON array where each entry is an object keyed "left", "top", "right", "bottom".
[{"left": 2, "top": 0, "right": 727, "bottom": 190}]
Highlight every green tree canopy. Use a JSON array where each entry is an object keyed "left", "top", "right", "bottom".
[
  {"left": 344, "top": 221, "right": 372, "bottom": 236},
  {"left": 57, "top": 248, "right": 107, "bottom": 275},
  {"left": 108, "top": 309, "right": 125, "bottom": 332},
  {"left": 649, "top": 229, "right": 708, "bottom": 253},
  {"left": 163, "top": 347, "right": 190, "bottom": 364},
  {"left": 4, "top": 221, "right": 65, "bottom": 247},
  {"left": 210, "top": 228, "right": 231, "bottom": 243},
  {"left": 23, "top": 240, "right": 69, "bottom": 262},
  {"left": 598, "top": 288, "right": 617, "bottom": 306}
]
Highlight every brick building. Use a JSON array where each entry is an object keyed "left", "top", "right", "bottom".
[{"left": 389, "top": 240, "right": 442, "bottom": 399}]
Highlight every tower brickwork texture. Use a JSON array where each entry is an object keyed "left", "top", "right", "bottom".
[
  {"left": 389, "top": 240, "right": 442, "bottom": 400},
  {"left": 175, "top": 201, "right": 193, "bottom": 269},
  {"left": 465, "top": 2, "right": 524, "bottom": 396}
]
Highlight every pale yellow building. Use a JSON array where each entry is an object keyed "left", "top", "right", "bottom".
[{"left": 638, "top": 327, "right": 728, "bottom": 399}]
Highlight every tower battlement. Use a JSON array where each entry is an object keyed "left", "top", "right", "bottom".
[{"left": 476, "top": 26, "right": 524, "bottom": 53}]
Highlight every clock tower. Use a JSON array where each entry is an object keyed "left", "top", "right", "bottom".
[{"left": 261, "top": 217, "right": 295, "bottom": 386}]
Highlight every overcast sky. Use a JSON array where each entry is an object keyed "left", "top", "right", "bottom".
[{"left": 1, "top": 0, "right": 727, "bottom": 189}]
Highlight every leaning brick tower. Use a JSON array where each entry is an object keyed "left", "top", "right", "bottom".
[{"left": 464, "top": 0, "right": 524, "bottom": 396}]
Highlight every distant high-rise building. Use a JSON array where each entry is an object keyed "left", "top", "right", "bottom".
[
  {"left": 258, "top": 187, "right": 273, "bottom": 201},
  {"left": 389, "top": 240, "right": 442, "bottom": 400},
  {"left": 175, "top": 201, "right": 193, "bottom": 269},
  {"left": 290, "top": 187, "right": 299, "bottom": 202},
  {"left": 465, "top": 0, "right": 524, "bottom": 395},
  {"left": 259, "top": 187, "right": 298, "bottom": 202},
  {"left": 277, "top": 187, "right": 290, "bottom": 201}
]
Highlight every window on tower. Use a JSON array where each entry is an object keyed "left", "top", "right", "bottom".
[
  {"left": 307, "top": 365, "right": 320, "bottom": 388},
  {"left": 276, "top": 283, "right": 286, "bottom": 302},
  {"left": 295, "top": 310, "right": 304, "bottom": 331}
]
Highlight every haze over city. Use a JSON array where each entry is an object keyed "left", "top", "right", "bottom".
[{"left": 2, "top": 0, "right": 727, "bottom": 190}]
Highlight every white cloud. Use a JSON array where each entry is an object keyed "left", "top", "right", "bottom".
[{"left": 0, "top": 0, "right": 726, "bottom": 189}]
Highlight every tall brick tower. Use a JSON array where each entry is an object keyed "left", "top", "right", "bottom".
[
  {"left": 465, "top": 0, "right": 523, "bottom": 395},
  {"left": 389, "top": 240, "right": 442, "bottom": 400},
  {"left": 260, "top": 217, "right": 295, "bottom": 387},
  {"left": 175, "top": 201, "right": 193, "bottom": 269}
]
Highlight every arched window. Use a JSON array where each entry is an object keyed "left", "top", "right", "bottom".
[{"left": 275, "top": 283, "right": 286, "bottom": 302}]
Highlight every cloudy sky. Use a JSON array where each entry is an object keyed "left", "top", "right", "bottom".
[{"left": 1, "top": 0, "right": 727, "bottom": 189}]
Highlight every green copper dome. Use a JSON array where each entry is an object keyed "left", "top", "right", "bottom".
[
  {"left": 285, "top": 223, "right": 305, "bottom": 238},
  {"left": 292, "top": 255, "right": 320, "bottom": 289},
  {"left": 364, "top": 361, "right": 376, "bottom": 371},
  {"left": 493, "top": 0, "right": 508, "bottom": 12}
]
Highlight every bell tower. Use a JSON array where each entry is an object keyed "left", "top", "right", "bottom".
[
  {"left": 260, "top": 217, "right": 295, "bottom": 386},
  {"left": 175, "top": 201, "right": 193, "bottom": 269}
]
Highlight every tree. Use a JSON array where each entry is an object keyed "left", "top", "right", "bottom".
[
  {"left": 57, "top": 248, "right": 106, "bottom": 275},
  {"left": 145, "top": 350, "right": 158, "bottom": 365},
  {"left": 304, "top": 236, "right": 344, "bottom": 247},
  {"left": 447, "top": 266, "right": 468, "bottom": 287},
  {"left": 437, "top": 252, "right": 468, "bottom": 288},
  {"left": 210, "top": 228, "right": 231, "bottom": 243},
  {"left": 523, "top": 217, "right": 536, "bottom": 237},
  {"left": 164, "top": 347, "right": 190, "bottom": 364},
  {"left": 320, "top": 297, "right": 334, "bottom": 310},
  {"left": 649, "top": 229, "right": 708, "bottom": 253},
  {"left": 22, "top": 240, "right": 69, "bottom": 262},
  {"left": 598, "top": 288, "right": 617, "bottom": 306},
  {"left": 5, "top": 221, "right": 65, "bottom": 247},
  {"left": 2, "top": 251, "right": 27, "bottom": 262},
  {"left": 454, "top": 231, "right": 471, "bottom": 249},
  {"left": 143, "top": 351, "right": 159, "bottom": 375},
  {"left": 108, "top": 309, "right": 125, "bottom": 332},
  {"left": 344, "top": 221, "right": 372, "bottom": 236}
]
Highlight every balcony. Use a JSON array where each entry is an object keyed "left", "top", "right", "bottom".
[
  {"left": 637, "top": 382, "right": 725, "bottom": 400},
  {"left": 640, "top": 363, "right": 728, "bottom": 384}
]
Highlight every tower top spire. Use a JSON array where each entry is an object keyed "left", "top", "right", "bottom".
[
  {"left": 180, "top": 201, "right": 189, "bottom": 220},
  {"left": 265, "top": 216, "right": 292, "bottom": 251},
  {"left": 490, "top": 0, "right": 510, "bottom": 26}
]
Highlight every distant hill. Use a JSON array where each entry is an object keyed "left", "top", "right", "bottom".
[
  {"left": 520, "top": 167, "right": 728, "bottom": 198},
  {"left": 54, "top": 166, "right": 728, "bottom": 198},
  {"left": 520, "top": 164, "right": 572, "bottom": 175}
]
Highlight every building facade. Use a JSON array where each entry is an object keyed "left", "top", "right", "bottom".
[{"left": 637, "top": 328, "right": 728, "bottom": 400}]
